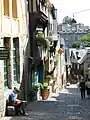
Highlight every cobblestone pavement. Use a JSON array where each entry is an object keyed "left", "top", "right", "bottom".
[{"left": 4, "top": 84, "right": 90, "bottom": 120}]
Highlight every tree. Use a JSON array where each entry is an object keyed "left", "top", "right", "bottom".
[
  {"left": 72, "top": 41, "right": 81, "bottom": 48},
  {"left": 62, "top": 16, "right": 72, "bottom": 25},
  {"left": 80, "top": 33, "right": 90, "bottom": 42},
  {"left": 80, "top": 33, "right": 90, "bottom": 47},
  {"left": 72, "top": 33, "right": 90, "bottom": 48}
]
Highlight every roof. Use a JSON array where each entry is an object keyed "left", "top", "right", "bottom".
[{"left": 70, "top": 48, "right": 88, "bottom": 64}]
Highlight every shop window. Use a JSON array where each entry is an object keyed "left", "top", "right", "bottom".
[
  {"left": 4, "top": 0, "right": 10, "bottom": 16},
  {"left": 12, "top": 0, "right": 17, "bottom": 18}
]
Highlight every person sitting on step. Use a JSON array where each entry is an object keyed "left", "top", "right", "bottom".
[{"left": 9, "top": 87, "right": 28, "bottom": 116}]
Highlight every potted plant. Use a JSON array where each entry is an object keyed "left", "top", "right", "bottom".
[
  {"left": 40, "top": 83, "right": 50, "bottom": 100},
  {"left": 45, "top": 75, "right": 52, "bottom": 85},
  {"left": 36, "top": 32, "right": 50, "bottom": 49}
]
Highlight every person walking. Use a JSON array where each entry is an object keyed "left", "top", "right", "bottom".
[
  {"left": 85, "top": 79, "right": 90, "bottom": 98},
  {"left": 79, "top": 79, "right": 86, "bottom": 99}
]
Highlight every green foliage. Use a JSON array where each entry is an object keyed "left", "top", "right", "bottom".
[
  {"left": 72, "top": 41, "right": 81, "bottom": 48},
  {"left": 72, "top": 33, "right": 90, "bottom": 48},
  {"left": 80, "top": 33, "right": 90, "bottom": 42},
  {"left": 45, "top": 75, "right": 52, "bottom": 81},
  {"left": 36, "top": 36, "right": 47, "bottom": 46},
  {"left": 37, "top": 31, "right": 44, "bottom": 37},
  {"left": 33, "top": 82, "right": 48, "bottom": 90},
  {"left": 38, "top": 82, "right": 48, "bottom": 89},
  {"left": 33, "top": 83, "right": 42, "bottom": 90},
  {"left": 42, "top": 83, "right": 48, "bottom": 89},
  {"left": 36, "top": 32, "right": 50, "bottom": 48},
  {"left": 62, "top": 16, "right": 73, "bottom": 25}
]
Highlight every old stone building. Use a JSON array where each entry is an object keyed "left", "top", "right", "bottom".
[
  {"left": 69, "top": 48, "right": 90, "bottom": 83},
  {"left": 0, "top": 0, "right": 28, "bottom": 117},
  {"left": 58, "top": 23, "right": 90, "bottom": 47}
]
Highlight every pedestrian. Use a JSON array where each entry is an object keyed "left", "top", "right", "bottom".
[
  {"left": 77, "top": 81, "right": 80, "bottom": 92},
  {"left": 79, "top": 79, "right": 86, "bottom": 99},
  {"left": 85, "top": 79, "right": 90, "bottom": 98}
]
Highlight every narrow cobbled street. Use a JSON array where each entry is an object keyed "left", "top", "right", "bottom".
[{"left": 4, "top": 85, "right": 90, "bottom": 120}]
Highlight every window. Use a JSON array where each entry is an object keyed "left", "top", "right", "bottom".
[
  {"left": 4, "top": 0, "right": 9, "bottom": 16},
  {"left": 75, "top": 35, "right": 78, "bottom": 41},
  {"left": 80, "top": 64, "right": 84, "bottom": 70},
  {"left": 72, "top": 63, "right": 74, "bottom": 69},
  {"left": 4, "top": 37, "right": 10, "bottom": 88},
  {"left": 13, "top": 40, "right": 18, "bottom": 82},
  {"left": 75, "top": 64, "right": 77, "bottom": 70},
  {"left": 4, "top": 37, "right": 10, "bottom": 87},
  {"left": 12, "top": 0, "right": 17, "bottom": 18},
  {"left": 4, "top": 60, "right": 8, "bottom": 87},
  {"left": 73, "top": 63, "right": 77, "bottom": 69},
  {"left": 13, "top": 38, "right": 19, "bottom": 83}
]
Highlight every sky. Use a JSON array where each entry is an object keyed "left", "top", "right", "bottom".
[{"left": 51, "top": 0, "right": 90, "bottom": 26}]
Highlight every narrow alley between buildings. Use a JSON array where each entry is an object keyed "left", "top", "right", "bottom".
[{"left": 4, "top": 84, "right": 90, "bottom": 120}]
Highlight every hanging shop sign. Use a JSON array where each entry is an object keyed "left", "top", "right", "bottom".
[
  {"left": 0, "top": 47, "right": 9, "bottom": 59},
  {"left": 58, "top": 48, "right": 63, "bottom": 55}
]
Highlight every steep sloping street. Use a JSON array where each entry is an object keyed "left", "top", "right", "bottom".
[
  {"left": 1, "top": 1, "right": 90, "bottom": 120},
  {"left": 4, "top": 84, "right": 90, "bottom": 120}
]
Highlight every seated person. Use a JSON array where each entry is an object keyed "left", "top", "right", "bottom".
[{"left": 9, "top": 87, "right": 28, "bottom": 115}]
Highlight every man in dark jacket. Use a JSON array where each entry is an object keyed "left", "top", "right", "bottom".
[{"left": 79, "top": 79, "right": 86, "bottom": 99}]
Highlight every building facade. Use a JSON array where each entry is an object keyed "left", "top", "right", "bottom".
[
  {"left": 69, "top": 48, "right": 90, "bottom": 83},
  {"left": 48, "top": 8, "right": 66, "bottom": 92},
  {"left": 58, "top": 23, "right": 90, "bottom": 47},
  {"left": 0, "top": 0, "right": 28, "bottom": 117}
]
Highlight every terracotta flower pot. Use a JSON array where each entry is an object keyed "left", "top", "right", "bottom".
[{"left": 41, "top": 88, "right": 49, "bottom": 100}]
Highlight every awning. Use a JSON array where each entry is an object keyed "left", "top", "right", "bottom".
[{"left": 30, "top": 11, "right": 48, "bottom": 31}]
